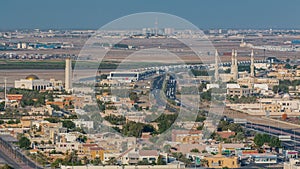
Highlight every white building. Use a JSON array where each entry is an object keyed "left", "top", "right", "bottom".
[
  {"left": 15, "top": 75, "right": 51, "bottom": 90},
  {"left": 206, "top": 84, "right": 220, "bottom": 90},
  {"left": 227, "top": 83, "right": 240, "bottom": 89},
  {"left": 72, "top": 119, "right": 94, "bottom": 129},
  {"left": 14, "top": 75, "right": 63, "bottom": 91}
]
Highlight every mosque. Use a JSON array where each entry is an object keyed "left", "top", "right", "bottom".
[
  {"left": 215, "top": 49, "right": 242, "bottom": 82},
  {"left": 214, "top": 49, "right": 278, "bottom": 90},
  {"left": 14, "top": 75, "right": 63, "bottom": 91},
  {"left": 14, "top": 58, "right": 72, "bottom": 91}
]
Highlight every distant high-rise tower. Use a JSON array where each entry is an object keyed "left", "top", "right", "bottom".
[
  {"left": 250, "top": 50, "right": 255, "bottom": 77},
  {"left": 65, "top": 58, "right": 72, "bottom": 92},
  {"left": 214, "top": 50, "right": 219, "bottom": 82},
  {"left": 231, "top": 49, "right": 238, "bottom": 81}
]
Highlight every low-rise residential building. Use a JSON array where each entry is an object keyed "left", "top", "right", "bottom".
[
  {"left": 205, "top": 144, "right": 240, "bottom": 168},
  {"left": 227, "top": 88, "right": 253, "bottom": 98},
  {"left": 117, "top": 148, "right": 159, "bottom": 165},
  {"left": 227, "top": 95, "right": 300, "bottom": 116},
  {"left": 172, "top": 130, "right": 202, "bottom": 144},
  {"left": 72, "top": 119, "right": 94, "bottom": 129},
  {"left": 237, "top": 77, "right": 279, "bottom": 89}
]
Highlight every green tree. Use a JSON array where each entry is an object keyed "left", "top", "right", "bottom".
[
  {"left": 200, "top": 89, "right": 212, "bottom": 101},
  {"left": 269, "top": 137, "right": 281, "bottom": 148},
  {"left": 104, "top": 114, "right": 126, "bottom": 125},
  {"left": 93, "top": 157, "right": 102, "bottom": 165},
  {"left": 62, "top": 120, "right": 76, "bottom": 129},
  {"left": 44, "top": 117, "right": 60, "bottom": 123},
  {"left": 273, "top": 85, "right": 289, "bottom": 93},
  {"left": 129, "top": 92, "right": 139, "bottom": 102},
  {"left": 254, "top": 133, "right": 272, "bottom": 147},
  {"left": 235, "top": 132, "right": 245, "bottom": 141},
  {"left": 19, "top": 136, "right": 31, "bottom": 149},
  {"left": 191, "top": 69, "right": 209, "bottom": 76},
  {"left": 254, "top": 133, "right": 264, "bottom": 147},
  {"left": 284, "top": 63, "right": 292, "bottom": 69},
  {"left": 77, "top": 135, "right": 88, "bottom": 143},
  {"left": 96, "top": 100, "right": 106, "bottom": 112},
  {"left": 106, "top": 157, "right": 117, "bottom": 165},
  {"left": 190, "top": 148, "right": 199, "bottom": 153},
  {"left": 224, "top": 69, "right": 231, "bottom": 73},
  {"left": 0, "top": 102, "right": 5, "bottom": 111},
  {"left": 50, "top": 104, "right": 61, "bottom": 111},
  {"left": 154, "top": 113, "right": 178, "bottom": 133},
  {"left": 196, "top": 115, "right": 206, "bottom": 122},
  {"left": 126, "top": 122, "right": 155, "bottom": 137}
]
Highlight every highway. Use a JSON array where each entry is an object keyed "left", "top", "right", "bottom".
[
  {"left": 0, "top": 148, "right": 22, "bottom": 168},
  {"left": 0, "top": 136, "right": 43, "bottom": 169},
  {"left": 244, "top": 122, "right": 300, "bottom": 151},
  {"left": 151, "top": 75, "right": 166, "bottom": 107}
]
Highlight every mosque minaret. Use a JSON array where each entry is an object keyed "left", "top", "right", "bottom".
[{"left": 214, "top": 50, "right": 219, "bottom": 82}]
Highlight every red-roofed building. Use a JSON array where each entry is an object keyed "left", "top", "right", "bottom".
[{"left": 6, "top": 94, "right": 23, "bottom": 102}]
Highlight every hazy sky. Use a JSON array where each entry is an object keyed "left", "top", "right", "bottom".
[{"left": 1, "top": 0, "right": 300, "bottom": 30}]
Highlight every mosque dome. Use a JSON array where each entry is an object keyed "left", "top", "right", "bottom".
[{"left": 25, "top": 74, "right": 39, "bottom": 80}]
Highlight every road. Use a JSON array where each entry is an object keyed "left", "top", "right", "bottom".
[
  {"left": 224, "top": 109, "right": 300, "bottom": 129},
  {"left": 0, "top": 136, "right": 43, "bottom": 169},
  {"left": 166, "top": 75, "right": 176, "bottom": 100},
  {"left": 151, "top": 75, "right": 166, "bottom": 107},
  {"left": 244, "top": 122, "right": 300, "bottom": 151},
  {"left": 0, "top": 148, "right": 22, "bottom": 168}
]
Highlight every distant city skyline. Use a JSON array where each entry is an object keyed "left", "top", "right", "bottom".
[{"left": 1, "top": 0, "right": 300, "bottom": 30}]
